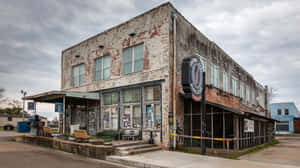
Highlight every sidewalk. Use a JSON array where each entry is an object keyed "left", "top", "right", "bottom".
[
  {"left": 0, "top": 131, "right": 28, "bottom": 141},
  {"left": 107, "top": 150, "right": 300, "bottom": 168}
]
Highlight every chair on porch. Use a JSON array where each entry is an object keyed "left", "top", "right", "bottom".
[
  {"left": 42, "top": 127, "right": 53, "bottom": 137},
  {"left": 74, "top": 129, "right": 90, "bottom": 142}
]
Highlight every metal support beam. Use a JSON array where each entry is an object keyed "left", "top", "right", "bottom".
[
  {"left": 190, "top": 101, "right": 193, "bottom": 147},
  {"left": 201, "top": 72, "right": 206, "bottom": 155},
  {"left": 223, "top": 109, "right": 225, "bottom": 149},
  {"left": 63, "top": 96, "right": 66, "bottom": 134},
  {"left": 211, "top": 106, "right": 213, "bottom": 149}
]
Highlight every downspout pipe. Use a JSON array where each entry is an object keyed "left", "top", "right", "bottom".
[{"left": 172, "top": 13, "right": 177, "bottom": 150}]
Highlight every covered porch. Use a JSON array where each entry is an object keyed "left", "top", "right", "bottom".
[{"left": 24, "top": 91, "right": 100, "bottom": 135}]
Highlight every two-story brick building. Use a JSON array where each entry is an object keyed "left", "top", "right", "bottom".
[{"left": 25, "top": 2, "right": 274, "bottom": 151}]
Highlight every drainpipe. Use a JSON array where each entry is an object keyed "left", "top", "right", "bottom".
[{"left": 172, "top": 13, "right": 177, "bottom": 150}]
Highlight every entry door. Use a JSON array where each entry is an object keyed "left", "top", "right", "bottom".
[
  {"left": 121, "top": 105, "right": 141, "bottom": 129},
  {"left": 142, "top": 103, "right": 161, "bottom": 144}
]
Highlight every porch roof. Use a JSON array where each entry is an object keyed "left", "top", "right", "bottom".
[{"left": 24, "top": 90, "right": 99, "bottom": 103}]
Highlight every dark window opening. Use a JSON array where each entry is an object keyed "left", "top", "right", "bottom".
[
  {"left": 284, "top": 109, "right": 289, "bottom": 115},
  {"left": 277, "top": 109, "right": 282, "bottom": 115},
  {"left": 8, "top": 116, "right": 12, "bottom": 121}
]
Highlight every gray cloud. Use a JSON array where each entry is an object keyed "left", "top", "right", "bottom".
[{"left": 0, "top": 0, "right": 299, "bottom": 119}]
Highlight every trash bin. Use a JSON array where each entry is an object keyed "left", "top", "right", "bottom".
[{"left": 17, "top": 121, "right": 30, "bottom": 133}]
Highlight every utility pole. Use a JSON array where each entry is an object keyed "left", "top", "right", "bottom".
[{"left": 20, "top": 90, "right": 27, "bottom": 121}]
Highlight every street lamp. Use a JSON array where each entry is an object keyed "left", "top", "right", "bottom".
[{"left": 21, "top": 90, "right": 27, "bottom": 121}]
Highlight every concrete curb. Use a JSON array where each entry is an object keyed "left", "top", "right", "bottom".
[
  {"left": 107, "top": 156, "right": 169, "bottom": 168},
  {"left": 0, "top": 136, "right": 14, "bottom": 142}
]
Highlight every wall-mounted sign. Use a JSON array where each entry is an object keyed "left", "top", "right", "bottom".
[
  {"left": 182, "top": 56, "right": 204, "bottom": 101},
  {"left": 28, "top": 102, "right": 36, "bottom": 110},
  {"left": 54, "top": 102, "right": 63, "bottom": 113},
  {"left": 244, "top": 119, "right": 254, "bottom": 132}
]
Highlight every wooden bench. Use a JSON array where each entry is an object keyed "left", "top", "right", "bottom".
[
  {"left": 74, "top": 130, "right": 90, "bottom": 142},
  {"left": 42, "top": 127, "right": 52, "bottom": 137}
]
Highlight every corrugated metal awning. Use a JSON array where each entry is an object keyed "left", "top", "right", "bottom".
[{"left": 24, "top": 90, "right": 99, "bottom": 103}]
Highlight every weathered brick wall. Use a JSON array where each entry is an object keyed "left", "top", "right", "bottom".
[
  {"left": 61, "top": 4, "right": 171, "bottom": 148},
  {"left": 169, "top": 5, "right": 269, "bottom": 130}
]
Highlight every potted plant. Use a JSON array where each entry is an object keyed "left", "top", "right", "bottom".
[
  {"left": 51, "top": 131, "right": 61, "bottom": 137},
  {"left": 60, "top": 133, "right": 69, "bottom": 140},
  {"left": 68, "top": 134, "right": 76, "bottom": 141},
  {"left": 89, "top": 136, "right": 104, "bottom": 145}
]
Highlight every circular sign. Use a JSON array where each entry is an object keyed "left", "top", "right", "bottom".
[
  {"left": 181, "top": 56, "right": 204, "bottom": 101},
  {"left": 189, "top": 57, "right": 203, "bottom": 97}
]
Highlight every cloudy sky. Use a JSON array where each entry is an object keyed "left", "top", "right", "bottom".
[{"left": 0, "top": 0, "right": 299, "bottom": 119}]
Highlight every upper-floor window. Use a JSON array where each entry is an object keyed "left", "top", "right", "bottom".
[
  {"left": 7, "top": 116, "right": 12, "bottom": 121},
  {"left": 277, "top": 109, "right": 282, "bottom": 115},
  {"left": 72, "top": 64, "right": 85, "bottom": 87},
  {"left": 232, "top": 77, "right": 238, "bottom": 96},
  {"left": 240, "top": 82, "right": 245, "bottom": 99},
  {"left": 246, "top": 86, "right": 250, "bottom": 103},
  {"left": 285, "top": 108, "right": 289, "bottom": 115},
  {"left": 211, "top": 64, "right": 219, "bottom": 88},
  {"left": 200, "top": 56, "right": 206, "bottom": 72},
  {"left": 223, "top": 72, "right": 229, "bottom": 92},
  {"left": 123, "top": 43, "right": 144, "bottom": 75},
  {"left": 95, "top": 56, "right": 110, "bottom": 81},
  {"left": 252, "top": 89, "right": 256, "bottom": 104}
]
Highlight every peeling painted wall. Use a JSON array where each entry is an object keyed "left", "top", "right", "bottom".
[
  {"left": 61, "top": 2, "right": 270, "bottom": 149},
  {"left": 61, "top": 3, "right": 171, "bottom": 148},
  {"left": 169, "top": 5, "right": 270, "bottom": 129}
]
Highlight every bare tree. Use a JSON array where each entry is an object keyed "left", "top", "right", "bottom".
[{"left": 269, "top": 87, "right": 278, "bottom": 102}]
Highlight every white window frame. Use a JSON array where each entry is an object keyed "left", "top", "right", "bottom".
[
  {"left": 123, "top": 43, "right": 144, "bottom": 75},
  {"left": 223, "top": 72, "right": 229, "bottom": 92},
  {"left": 211, "top": 63, "right": 219, "bottom": 88},
  {"left": 72, "top": 64, "right": 85, "bottom": 87},
  {"left": 240, "top": 82, "right": 245, "bottom": 99},
  {"left": 94, "top": 56, "right": 110, "bottom": 81},
  {"left": 144, "top": 85, "right": 161, "bottom": 129},
  {"left": 246, "top": 86, "right": 250, "bottom": 104},
  {"left": 102, "top": 92, "right": 119, "bottom": 130},
  {"left": 252, "top": 89, "right": 256, "bottom": 104},
  {"left": 232, "top": 76, "right": 238, "bottom": 96}
]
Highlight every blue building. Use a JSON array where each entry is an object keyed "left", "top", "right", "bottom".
[{"left": 270, "top": 102, "right": 300, "bottom": 134}]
